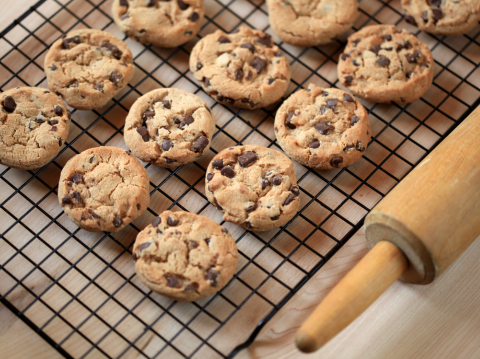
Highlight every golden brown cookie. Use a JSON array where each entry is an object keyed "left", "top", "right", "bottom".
[
  {"left": 266, "top": 0, "right": 359, "bottom": 46},
  {"left": 124, "top": 88, "right": 215, "bottom": 168},
  {"left": 402, "top": 0, "right": 480, "bottom": 36},
  {"left": 337, "top": 25, "right": 434, "bottom": 103},
  {"left": 189, "top": 26, "right": 291, "bottom": 109},
  {"left": 58, "top": 146, "right": 150, "bottom": 232},
  {"left": 133, "top": 210, "right": 238, "bottom": 302},
  {"left": 206, "top": 145, "right": 300, "bottom": 232},
  {"left": 0, "top": 87, "right": 70, "bottom": 170},
  {"left": 112, "top": 0, "right": 205, "bottom": 47},
  {"left": 275, "top": 84, "right": 371, "bottom": 170},
  {"left": 45, "top": 29, "right": 135, "bottom": 110}
]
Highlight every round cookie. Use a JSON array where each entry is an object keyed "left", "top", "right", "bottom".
[
  {"left": 206, "top": 145, "right": 300, "bottom": 232},
  {"left": 133, "top": 210, "right": 238, "bottom": 302},
  {"left": 402, "top": 0, "right": 480, "bottom": 36},
  {"left": 337, "top": 25, "right": 434, "bottom": 104},
  {"left": 275, "top": 84, "right": 371, "bottom": 170},
  {"left": 58, "top": 146, "right": 150, "bottom": 232},
  {"left": 112, "top": 0, "right": 204, "bottom": 48},
  {"left": 266, "top": 0, "right": 358, "bottom": 47},
  {"left": 0, "top": 87, "right": 70, "bottom": 170},
  {"left": 189, "top": 26, "right": 291, "bottom": 109},
  {"left": 124, "top": 88, "right": 215, "bottom": 168},
  {"left": 45, "top": 29, "right": 135, "bottom": 110}
]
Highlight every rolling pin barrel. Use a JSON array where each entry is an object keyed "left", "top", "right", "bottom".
[{"left": 296, "top": 106, "right": 480, "bottom": 353}]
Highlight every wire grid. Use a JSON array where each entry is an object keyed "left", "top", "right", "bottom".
[{"left": 0, "top": 0, "right": 479, "bottom": 358}]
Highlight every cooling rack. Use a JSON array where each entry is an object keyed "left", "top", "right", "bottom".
[{"left": 1, "top": 0, "right": 479, "bottom": 358}]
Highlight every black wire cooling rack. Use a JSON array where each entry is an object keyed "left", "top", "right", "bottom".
[{"left": 1, "top": 0, "right": 479, "bottom": 358}]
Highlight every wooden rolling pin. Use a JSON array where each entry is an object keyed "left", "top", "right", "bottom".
[{"left": 295, "top": 105, "right": 480, "bottom": 353}]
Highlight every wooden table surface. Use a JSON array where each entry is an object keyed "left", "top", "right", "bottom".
[{"left": 1, "top": 1, "right": 480, "bottom": 358}]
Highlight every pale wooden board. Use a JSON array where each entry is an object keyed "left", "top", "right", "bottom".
[{"left": 1, "top": 0, "right": 480, "bottom": 358}]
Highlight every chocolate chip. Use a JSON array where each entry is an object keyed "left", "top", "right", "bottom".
[
  {"left": 256, "top": 33, "right": 272, "bottom": 47},
  {"left": 212, "top": 159, "right": 224, "bottom": 169},
  {"left": 62, "top": 35, "right": 81, "bottom": 49},
  {"left": 189, "top": 12, "right": 199, "bottom": 21},
  {"left": 89, "top": 156, "right": 94, "bottom": 163},
  {"left": 344, "top": 144, "right": 355, "bottom": 151},
  {"left": 356, "top": 141, "right": 366, "bottom": 152},
  {"left": 51, "top": 126, "right": 57, "bottom": 132},
  {"left": 431, "top": 0, "right": 441, "bottom": 7},
  {"left": 404, "top": 40, "right": 413, "bottom": 50},
  {"left": 251, "top": 57, "right": 266, "bottom": 73},
  {"left": 94, "top": 84, "right": 104, "bottom": 92},
  {"left": 385, "top": 47, "right": 394, "bottom": 51},
  {"left": 285, "top": 111, "right": 296, "bottom": 129},
  {"left": 58, "top": 139, "right": 62, "bottom": 146},
  {"left": 151, "top": 216, "right": 161, "bottom": 227},
  {"left": 189, "top": 240, "right": 198, "bottom": 249},
  {"left": 62, "top": 195, "right": 72, "bottom": 205},
  {"left": 241, "top": 98, "right": 256, "bottom": 108},
  {"left": 271, "top": 215, "right": 280, "bottom": 221},
  {"left": 432, "top": 9, "right": 442, "bottom": 21},
  {"left": 221, "top": 166, "right": 235, "bottom": 178},
  {"left": 196, "top": 62, "right": 203, "bottom": 70},
  {"left": 352, "top": 39, "right": 361, "bottom": 47},
  {"left": 121, "top": 13, "right": 130, "bottom": 20},
  {"left": 290, "top": 185, "right": 300, "bottom": 196},
  {"left": 50, "top": 64, "right": 57, "bottom": 71},
  {"left": 120, "top": 0, "right": 128, "bottom": 6},
  {"left": 205, "top": 238, "right": 211, "bottom": 246},
  {"left": 167, "top": 215, "right": 179, "bottom": 226},
  {"left": 72, "top": 191, "right": 82, "bottom": 204},
  {"left": 70, "top": 173, "right": 83, "bottom": 183},
  {"left": 370, "top": 44, "right": 381, "bottom": 55},
  {"left": 109, "top": 71, "right": 122, "bottom": 86},
  {"left": 165, "top": 275, "right": 179, "bottom": 288},
  {"left": 376, "top": 55, "right": 390, "bottom": 67},
  {"left": 351, "top": 115, "right": 360, "bottom": 126},
  {"left": 240, "top": 42, "right": 255, "bottom": 53},
  {"left": 320, "top": 105, "right": 328, "bottom": 115},
  {"left": 91, "top": 211, "right": 101, "bottom": 219},
  {"left": 142, "top": 110, "right": 155, "bottom": 122},
  {"left": 246, "top": 203, "right": 256, "bottom": 212},
  {"left": 309, "top": 140, "right": 320, "bottom": 149},
  {"left": 3, "top": 96, "right": 16, "bottom": 113},
  {"left": 222, "top": 227, "right": 228, "bottom": 234},
  {"left": 404, "top": 15, "right": 417, "bottom": 26},
  {"left": 344, "top": 76, "right": 353, "bottom": 86},
  {"left": 147, "top": 0, "right": 156, "bottom": 6},
  {"left": 330, "top": 156, "right": 343, "bottom": 168},
  {"left": 179, "top": 115, "right": 194, "bottom": 129},
  {"left": 261, "top": 178, "right": 269, "bottom": 189},
  {"left": 113, "top": 216, "right": 123, "bottom": 228},
  {"left": 275, "top": 50, "right": 283, "bottom": 57},
  {"left": 185, "top": 283, "right": 199, "bottom": 292},
  {"left": 101, "top": 41, "right": 123, "bottom": 59},
  {"left": 315, "top": 122, "right": 334, "bottom": 135},
  {"left": 245, "top": 71, "right": 253, "bottom": 80},
  {"left": 217, "top": 94, "right": 235, "bottom": 104},
  {"left": 421, "top": 11, "right": 429, "bottom": 22},
  {"left": 35, "top": 114, "right": 45, "bottom": 123},
  {"left": 340, "top": 53, "right": 350, "bottom": 61},
  {"left": 271, "top": 176, "right": 282, "bottom": 186},
  {"left": 235, "top": 68, "right": 243, "bottom": 80},
  {"left": 203, "top": 77, "right": 210, "bottom": 87},
  {"left": 137, "top": 126, "right": 149, "bottom": 142},
  {"left": 406, "top": 71, "right": 413, "bottom": 79},
  {"left": 138, "top": 241, "right": 151, "bottom": 253},
  {"left": 327, "top": 99, "right": 338, "bottom": 108},
  {"left": 162, "top": 140, "right": 173, "bottom": 151},
  {"left": 406, "top": 50, "right": 421, "bottom": 63},
  {"left": 177, "top": 0, "right": 189, "bottom": 10},
  {"left": 218, "top": 36, "right": 231, "bottom": 43},
  {"left": 384, "top": 34, "right": 392, "bottom": 42},
  {"left": 192, "top": 135, "right": 209, "bottom": 153},
  {"left": 207, "top": 173, "right": 214, "bottom": 181},
  {"left": 206, "top": 269, "right": 219, "bottom": 286},
  {"left": 238, "top": 151, "right": 257, "bottom": 167},
  {"left": 268, "top": 78, "right": 277, "bottom": 85},
  {"left": 165, "top": 157, "right": 175, "bottom": 164},
  {"left": 283, "top": 193, "right": 296, "bottom": 206},
  {"left": 344, "top": 94, "right": 354, "bottom": 102}
]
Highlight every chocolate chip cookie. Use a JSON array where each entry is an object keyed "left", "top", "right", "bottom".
[
  {"left": 206, "top": 145, "right": 300, "bottom": 232},
  {"left": 337, "top": 25, "right": 434, "bottom": 104},
  {"left": 112, "top": 0, "right": 204, "bottom": 48},
  {"left": 189, "top": 27, "right": 291, "bottom": 109},
  {"left": 45, "top": 29, "right": 135, "bottom": 110},
  {"left": 124, "top": 88, "right": 215, "bottom": 168},
  {"left": 275, "top": 84, "right": 371, "bottom": 170},
  {"left": 402, "top": 0, "right": 480, "bottom": 36},
  {"left": 266, "top": 0, "right": 359, "bottom": 47},
  {"left": 58, "top": 146, "right": 150, "bottom": 232},
  {"left": 0, "top": 87, "right": 70, "bottom": 170},
  {"left": 133, "top": 210, "right": 238, "bottom": 301}
]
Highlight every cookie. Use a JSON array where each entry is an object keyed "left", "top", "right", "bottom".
[
  {"left": 206, "top": 145, "right": 300, "bottom": 232},
  {"left": 189, "top": 26, "right": 291, "bottom": 109},
  {"left": 58, "top": 146, "right": 150, "bottom": 232},
  {"left": 0, "top": 87, "right": 70, "bottom": 170},
  {"left": 337, "top": 25, "right": 434, "bottom": 103},
  {"left": 45, "top": 29, "right": 135, "bottom": 110},
  {"left": 133, "top": 210, "right": 238, "bottom": 301},
  {"left": 124, "top": 88, "right": 215, "bottom": 168},
  {"left": 275, "top": 84, "right": 371, "bottom": 170},
  {"left": 112, "top": 0, "right": 204, "bottom": 48},
  {"left": 402, "top": 0, "right": 480, "bottom": 36},
  {"left": 266, "top": 0, "right": 358, "bottom": 47}
]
